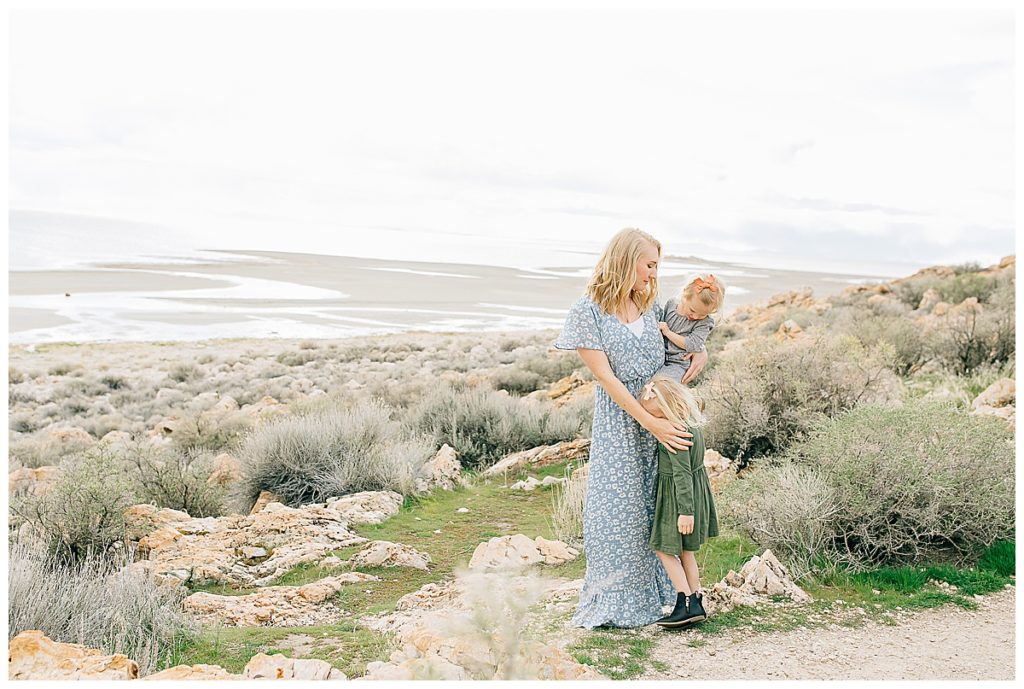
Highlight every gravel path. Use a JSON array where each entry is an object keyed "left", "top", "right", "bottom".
[{"left": 642, "top": 587, "right": 1015, "bottom": 680}]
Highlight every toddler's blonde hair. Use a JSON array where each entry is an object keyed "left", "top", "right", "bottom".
[
  {"left": 641, "top": 376, "right": 706, "bottom": 428},
  {"left": 681, "top": 272, "right": 726, "bottom": 315},
  {"left": 587, "top": 228, "right": 661, "bottom": 315}
]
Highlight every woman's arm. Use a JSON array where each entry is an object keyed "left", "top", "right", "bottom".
[{"left": 577, "top": 348, "right": 693, "bottom": 453}]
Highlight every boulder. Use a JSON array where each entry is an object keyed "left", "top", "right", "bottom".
[
  {"left": 43, "top": 425, "right": 95, "bottom": 446},
  {"left": 250, "top": 490, "right": 284, "bottom": 515},
  {"left": 243, "top": 653, "right": 346, "bottom": 680},
  {"left": 123, "top": 502, "right": 367, "bottom": 587},
  {"left": 101, "top": 430, "right": 133, "bottom": 446},
  {"left": 414, "top": 444, "right": 464, "bottom": 493},
  {"left": 703, "top": 449, "right": 734, "bottom": 492},
  {"left": 183, "top": 573, "right": 378, "bottom": 627},
  {"left": 972, "top": 378, "right": 1015, "bottom": 410},
  {"left": 326, "top": 491, "right": 404, "bottom": 525},
  {"left": 702, "top": 550, "right": 810, "bottom": 616},
  {"left": 775, "top": 319, "right": 803, "bottom": 340},
  {"left": 8, "top": 630, "right": 139, "bottom": 680},
  {"left": 207, "top": 453, "right": 242, "bottom": 486},
  {"left": 483, "top": 439, "right": 591, "bottom": 477},
  {"left": 917, "top": 287, "right": 941, "bottom": 312},
  {"left": 349, "top": 541, "right": 431, "bottom": 571},
  {"left": 9, "top": 465, "right": 61, "bottom": 497},
  {"left": 143, "top": 664, "right": 241, "bottom": 680},
  {"left": 509, "top": 476, "right": 541, "bottom": 491},
  {"left": 469, "top": 535, "right": 578, "bottom": 570}
]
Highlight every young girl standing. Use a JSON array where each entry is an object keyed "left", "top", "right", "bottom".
[{"left": 639, "top": 375, "right": 719, "bottom": 628}]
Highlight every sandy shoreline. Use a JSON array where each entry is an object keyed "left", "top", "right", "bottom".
[{"left": 8, "top": 250, "right": 881, "bottom": 344}]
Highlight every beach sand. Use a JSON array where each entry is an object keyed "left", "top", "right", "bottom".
[{"left": 8, "top": 250, "right": 878, "bottom": 342}]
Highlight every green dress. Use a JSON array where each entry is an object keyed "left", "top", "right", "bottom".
[{"left": 649, "top": 424, "right": 719, "bottom": 553}]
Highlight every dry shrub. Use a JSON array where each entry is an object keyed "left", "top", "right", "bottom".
[
  {"left": 721, "top": 400, "right": 1015, "bottom": 573},
  {"left": 123, "top": 446, "right": 229, "bottom": 517},
  {"left": 700, "top": 332, "right": 899, "bottom": 465},
  {"left": 408, "top": 384, "right": 586, "bottom": 469},
  {"left": 8, "top": 535, "right": 197, "bottom": 676},
  {"left": 551, "top": 464, "right": 587, "bottom": 547},
  {"left": 238, "top": 400, "right": 432, "bottom": 509}
]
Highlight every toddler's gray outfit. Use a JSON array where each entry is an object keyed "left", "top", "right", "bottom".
[{"left": 657, "top": 298, "right": 715, "bottom": 381}]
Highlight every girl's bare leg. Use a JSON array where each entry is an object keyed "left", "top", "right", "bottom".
[
  {"left": 655, "top": 551, "right": 692, "bottom": 594},
  {"left": 680, "top": 550, "right": 701, "bottom": 593}
]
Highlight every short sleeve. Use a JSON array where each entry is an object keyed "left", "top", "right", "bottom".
[
  {"left": 553, "top": 296, "right": 605, "bottom": 351},
  {"left": 684, "top": 316, "right": 715, "bottom": 353}
]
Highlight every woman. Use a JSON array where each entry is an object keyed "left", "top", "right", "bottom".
[{"left": 554, "top": 228, "right": 708, "bottom": 628}]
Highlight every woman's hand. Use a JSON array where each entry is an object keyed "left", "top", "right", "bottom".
[
  {"left": 678, "top": 515, "right": 694, "bottom": 535},
  {"left": 680, "top": 349, "right": 709, "bottom": 384},
  {"left": 645, "top": 415, "right": 693, "bottom": 453}
]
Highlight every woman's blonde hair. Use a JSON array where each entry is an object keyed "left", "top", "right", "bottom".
[
  {"left": 681, "top": 272, "right": 727, "bottom": 314},
  {"left": 641, "top": 376, "right": 706, "bottom": 428},
  {"left": 587, "top": 228, "right": 661, "bottom": 315}
]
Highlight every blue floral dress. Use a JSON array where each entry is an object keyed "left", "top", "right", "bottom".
[{"left": 554, "top": 295, "right": 677, "bottom": 628}]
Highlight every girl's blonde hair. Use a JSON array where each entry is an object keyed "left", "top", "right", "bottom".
[
  {"left": 681, "top": 272, "right": 726, "bottom": 314},
  {"left": 587, "top": 228, "right": 661, "bottom": 315},
  {"left": 641, "top": 376, "right": 706, "bottom": 428}
]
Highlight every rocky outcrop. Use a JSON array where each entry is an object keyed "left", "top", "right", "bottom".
[
  {"left": 123, "top": 502, "right": 367, "bottom": 587},
  {"left": 970, "top": 378, "right": 1015, "bottom": 426},
  {"left": 468, "top": 535, "right": 579, "bottom": 570},
  {"left": 527, "top": 372, "right": 595, "bottom": 409},
  {"left": 349, "top": 541, "right": 431, "bottom": 571},
  {"left": 8, "top": 630, "right": 139, "bottom": 680},
  {"left": 702, "top": 550, "right": 811, "bottom": 616},
  {"left": 731, "top": 289, "right": 831, "bottom": 335},
  {"left": 414, "top": 444, "right": 465, "bottom": 493},
  {"left": 143, "top": 664, "right": 241, "bottom": 680},
  {"left": 774, "top": 319, "right": 803, "bottom": 340},
  {"left": 250, "top": 490, "right": 284, "bottom": 515},
  {"left": 8, "top": 465, "right": 61, "bottom": 497},
  {"left": 326, "top": 491, "right": 404, "bottom": 525},
  {"left": 206, "top": 453, "right": 242, "bottom": 487},
  {"left": 182, "top": 573, "right": 379, "bottom": 627},
  {"left": 242, "top": 653, "right": 346, "bottom": 680},
  {"left": 483, "top": 439, "right": 591, "bottom": 478}
]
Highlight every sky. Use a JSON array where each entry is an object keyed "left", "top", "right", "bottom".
[{"left": 8, "top": 8, "right": 1016, "bottom": 276}]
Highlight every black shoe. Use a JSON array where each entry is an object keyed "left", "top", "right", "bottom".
[
  {"left": 693, "top": 591, "right": 708, "bottom": 621},
  {"left": 656, "top": 592, "right": 706, "bottom": 628}
]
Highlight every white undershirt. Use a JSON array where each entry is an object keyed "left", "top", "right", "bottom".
[{"left": 623, "top": 315, "right": 645, "bottom": 338}]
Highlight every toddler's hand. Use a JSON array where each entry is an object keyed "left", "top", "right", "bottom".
[
  {"left": 658, "top": 321, "right": 670, "bottom": 335},
  {"left": 678, "top": 515, "right": 694, "bottom": 535}
]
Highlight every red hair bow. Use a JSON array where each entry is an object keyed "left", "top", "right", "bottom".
[{"left": 692, "top": 274, "right": 718, "bottom": 292}]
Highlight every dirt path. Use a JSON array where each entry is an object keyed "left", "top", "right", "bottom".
[{"left": 642, "top": 587, "right": 1015, "bottom": 680}]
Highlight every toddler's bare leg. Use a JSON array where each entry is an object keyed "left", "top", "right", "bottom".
[
  {"left": 680, "top": 550, "right": 701, "bottom": 592},
  {"left": 655, "top": 551, "right": 692, "bottom": 594}
]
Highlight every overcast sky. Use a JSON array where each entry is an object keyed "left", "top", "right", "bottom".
[{"left": 8, "top": 9, "right": 1015, "bottom": 275}]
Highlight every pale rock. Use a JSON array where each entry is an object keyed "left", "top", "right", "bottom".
[
  {"left": 9, "top": 465, "right": 61, "bottom": 497},
  {"left": 207, "top": 453, "right": 242, "bottom": 486},
  {"left": 702, "top": 549, "right": 810, "bottom": 616},
  {"left": 43, "top": 424, "right": 95, "bottom": 446},
  {"left": 250, "top": 490, "right": 284, "bottom": 515},
  {"left": 143, "top": 664, "right": 241, "bottom": 680},
  {"left": 917, "top": 287, "right": 941, "bottom": 312},
  {"left": 931, "top": 301, "right": 950, "bottom": 317},
  {"left": 534, "top": 537, "right": 580, "bottom": 566},
  {"left": 243, "top": 653, "right": 345, "bottom": 680},
  {"left": 8, "top": 630, "right": 139, "bottom": 680},
  {"left": 210, "top": 395, "right": 240, "bottom": 414},
  {"left": 456, "top": 507, "right": 470, "bottom": 513},
  {"left": 320, "top": 555, "right": 343, "bottom": 567},
  {"left": 183, "top": 574, "right": 378, "bottom": 627},
  {"left": 972, "top": 378, "right": 1015, "bottom": 410},
  {"left": 123, "top": 501, "right": 367, "bottom": 587},
  {"left": 540, "top": 475, "right": 567, "bottom": 486},
  {"left": 468, "top": 534, "right": 548, "bottom": 570},
  {"left": 242, "top": 395, "right": 289, "bottom": 421},
  {"left": 775, "top": 319, "right": 803, "bottom": 340},
  {"left": 100, "top": 430, "right": 133, "bottom": 445},
  {"left": 414, "top": 444, "right": 465, "bottom": 493},
  {"left": 360, "top": 656, "right": 469, "bottom": 680},
  {"left": 350, "top": 541, "right": 432, "bottom": 571},
  {"left": 484, "top": 439, "right": 591, "bottom": 477},
  {"left": 509, "top": 476, "right": 541, "bottom": 491},
  {"left": 326, "top": 491, "right": 404, "bottom": 525}
]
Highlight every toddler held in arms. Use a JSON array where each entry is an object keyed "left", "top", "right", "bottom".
[
  {"left": 639, "top": 376, "right": 719, "bottom": 628},
  {"left": 657, "top": 273, "right": 726, "bottom": 383}
]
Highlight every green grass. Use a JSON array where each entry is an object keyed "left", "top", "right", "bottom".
[
  {"left": 569, "top": 632, "right": 655, "bottom": 680},
  {"left": 162, "top": 621, "right": 389, "bottom": 678},
  {"left": 172, "top": 462, "right": 585, "bottom": 676},
  {"left": 978, "top": 540, "right": 1015, "bottom": 577}
]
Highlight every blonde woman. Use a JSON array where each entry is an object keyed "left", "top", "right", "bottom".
[{"left": 554, "top": 228, "right": 709, "bottom": 628}]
